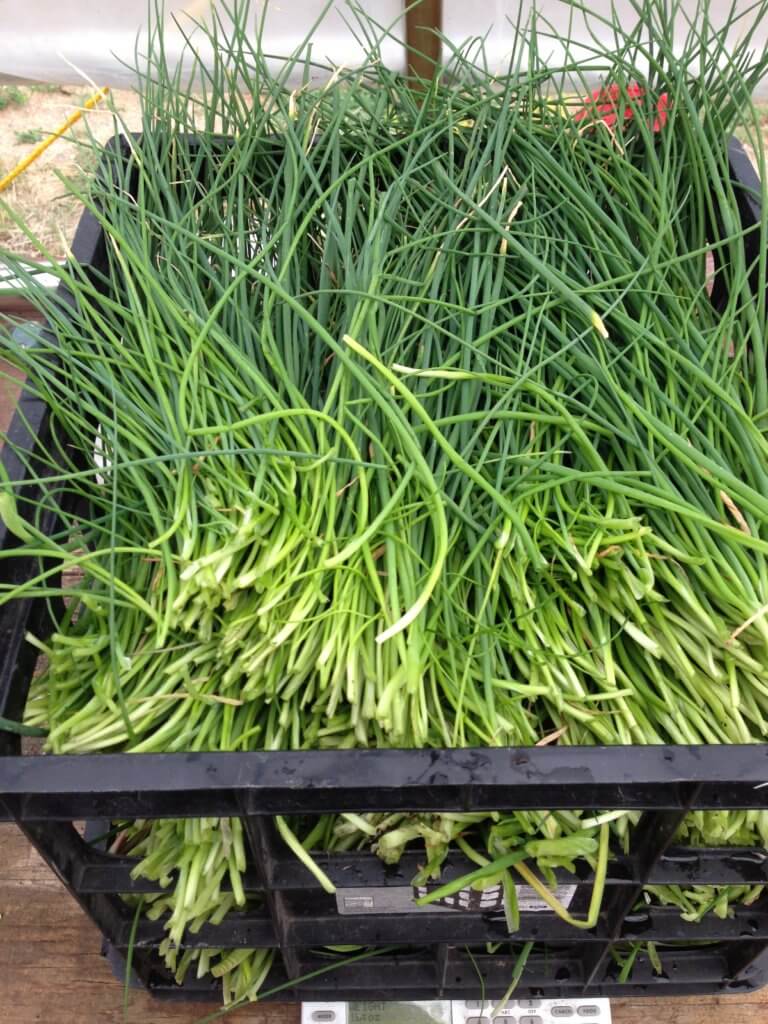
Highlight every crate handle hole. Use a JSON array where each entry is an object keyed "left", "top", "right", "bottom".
[{"left": 555, "top": 966, "right": 571, "bottom": 981}]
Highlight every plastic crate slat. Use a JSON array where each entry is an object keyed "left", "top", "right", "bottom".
[
  {"left": 115, "top": 948, "right": 742, "bottom": 1002},
  {"left": 727, "top": 941, "right": 768, "bottom": 986},
  {"left": 3, "top": 745, "right": 768, "bottom": 819},
  {"left": 582, "top": 804, "right": 700, "bottom": 987},
  {"left": 240, "top": 808, "right": 303, "bottom": 989},
  {"left": 70, "top": 845, "right": 768, "bottom": 896},
  {"left": 103, "top": 900, "right": 768, "bottom": 952},
  {"left": 130, "top": 912, "right": 278, "bottom": 950}
]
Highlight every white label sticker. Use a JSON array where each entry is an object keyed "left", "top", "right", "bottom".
[
  {"left": 517, "top": 883, "right": 577, "bottom": 913},
  {"left": 336, "top": 883, "right": 577, "bottom": 916},
  {"left": 414, "top": 881, "right": 577, "bottom": 914}
]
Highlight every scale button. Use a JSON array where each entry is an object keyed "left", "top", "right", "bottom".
[
  {"left": 520, "top": 1016, "right": 543, "bottom": 1024},
  {"left": 493, "top": 1018, "right": 513, "bottom": 1023},
  {"left": 552, "top": 1008, "right": 575, "bottom": 1018},
  {"left": 577, "top": 1007, "right": 600, "bottom": 1017},
  {"left": 467, "top": 1017, "right": 490, "bottom": 1024},
  {"left": 311, "top": 1014, "right": 337, "bottom": 1022}
]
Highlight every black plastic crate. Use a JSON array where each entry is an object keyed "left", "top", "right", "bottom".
[{"left": 1, "top": 134, "right": 768, "bottom": 1003}]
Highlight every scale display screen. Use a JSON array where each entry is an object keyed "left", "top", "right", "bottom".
[{"left": 302, "top": 998, "right": 612, "bottom": 1024}]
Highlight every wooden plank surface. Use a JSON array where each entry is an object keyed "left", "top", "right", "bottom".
[
  {"left": 0, "top": 294, "right": 46, "bottom": 321},
  {"left": 0, "top": 823, "right": 299, "bottom": 1023},
  {"left": 0, "top": 358, "right": 23, "bottom": 433},
  {"left": 2, "top": 825, "right": 767, "bottom": 1023}
]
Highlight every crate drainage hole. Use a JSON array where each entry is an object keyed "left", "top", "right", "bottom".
[{"left": 555, "top": 967, "right": 571, "bottom": 981}]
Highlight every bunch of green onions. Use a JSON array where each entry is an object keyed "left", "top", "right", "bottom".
[{"left": 3, "top": 0, "right": 768, "bottom": 1003}]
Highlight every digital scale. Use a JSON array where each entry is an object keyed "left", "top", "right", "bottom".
[{"left": 301, "top": 998, "right": 612, "bottom": 1024}]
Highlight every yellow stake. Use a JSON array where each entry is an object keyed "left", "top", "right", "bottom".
[{"left": 0, "top": 87, "right": 110, "bottom": 194}]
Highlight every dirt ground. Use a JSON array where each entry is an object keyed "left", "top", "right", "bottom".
[{"left": 0, "top": 84, "right": 142, "bottom": 260}]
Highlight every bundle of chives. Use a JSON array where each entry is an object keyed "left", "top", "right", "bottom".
[{"left": 3, "top": 0, "right": 768, "bottom": 1003}]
